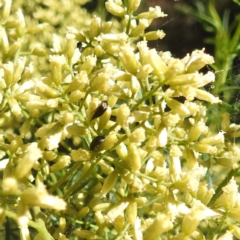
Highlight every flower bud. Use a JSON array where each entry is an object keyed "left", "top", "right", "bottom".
[
  {"left": 128, "top": 0, "right": 141, "bottom": 12},
  {"left": 101, "top": 131, "right": 118, "bottom": 150},
  {"left": 184, "top": 148, "right": 198, "bottom": 169},
  {"left": 50, "top": 155, "right": 71, "bottom": 172},
  {"left": 1, "top": 27, "right": 9, "bottom": 54},
  {"left": 137, "top": 64, "right": 153, "bottom": 80},
  {"left": 105, "top": 0, "right": 126, "bottom": 17},
  {"left": 128, "top": 143, "right": 142, "bottom": 171},
  {"left": 3, "top": 61, "right": 13, "bottom": 86},
  {"left": 66, "top": 124, "right": 88, "bottom": 136},
  {"left": 43, "top": 151, "right": 57, "bottom": 161},
  {"left": 165, "top": 97, "right": 190, "bottom": 116},
  {"left": 64, "top": 33, "right": 77, "bottom": 61},
  {"left": 20, "top": 118, "right": 32, "bottom": 137},
  {"left": 157, "top": 126, "right": 168, "bottom": 147},
  {"left": 78, "top": 207, "right": 90, "bottom": 218},
  {"left": 116, "top": 142, "right": 128, "bottom": 161},
  {"left": 102, "top": 170, "right": 118, "bottom": 196},
  {"left": 2, "top": 0, "right": 12, "bottom": 19},
  {"left": 2, "top": 177, "right": 18, "bottom": 194},
  {"left": 7, "top": 39, "right": 23, "bottom": 59},
  {"left": 89, "top": 16, "right": 101, "bottom": 40},
  {"left": 144, "top": 30, "right": 165, "bottom": 40},
  {"left": 146, "top": 49, "right": 167, "bottom": 79},
  {"left": 114, "top": 215, "right": 125, "bottom": 232},
  {"left": 98, "top": 106, "right": 112, "bottom": 130},
  {"left": 35, "top": 80, "right": 59, "bottom": 98},
  {"left": 119, "top": 45, "right": 138, "bottom": 74},
  {"left": 116, "top": 104, "right": 131, "bottom": 128},
  {"left": 8, "top": 96, "right": 22, "bottom": 117},
  {"left": 74, "top": 229, "right": 97, "bottom": 239},
  {"left": 197, "top": 182, "right": 214, "bottom": 205},
  {"left": 98, "top": 160, "right": 114, "bottom": 175},
  {"left": 126, "top": 201, "right": 137, "bottom": 226},
  {"left": 69, "top": 90, "right": 85, "bottom": 102},
  {"left": 166, "top": 73, "right": 197, "bottom": 86}
]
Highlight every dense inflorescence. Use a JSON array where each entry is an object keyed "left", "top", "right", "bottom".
[{"left": 0, "top": 0, "right": 240, "bottom": 239}]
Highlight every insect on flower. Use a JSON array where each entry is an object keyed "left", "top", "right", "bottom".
[
  {"left": 91, "top": 101, "right": 108, "bottom": 121},
  {"left": 90, "top": 136, "right": 105, "bottom": 151}
]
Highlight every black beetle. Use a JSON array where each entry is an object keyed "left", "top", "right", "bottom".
[
  {"left": 90, "top": 136, "right": 105, "bottom": 151},
  {"left": 91, "top": 101, "right": 108, "bottom": 121}
]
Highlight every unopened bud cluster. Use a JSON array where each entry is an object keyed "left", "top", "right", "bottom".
[{"left": 0, "top": 0, "right": 239, "bottom": 239}]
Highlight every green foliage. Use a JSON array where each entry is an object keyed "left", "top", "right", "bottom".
[{"left": 178, "top": 0, "right": 240, "bottom": 125}]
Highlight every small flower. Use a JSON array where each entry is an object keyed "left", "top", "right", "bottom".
[
  {"left": 129, "top": 127, "right": 146, "bottom": 143},
  {"left": 127, "top": 0, "right": 141, "bottom": 12},
  {"left": 199, "top": 131, "right": 224, "bottom": 145},
  {"left": 214, "top": 178, "right": 239, "bottom": 210},
  {"left": 49, "top": 55, "right": 66, "bottom": 86},
  {"left": 143, "top": 213, "right": 173, "bottom": 240},
  {"left": 105, "top": 202, "right": 129, "bottom": 223},
  {"left": 15, "top": 142, "right": 42, "bottom": 179},
  {"left": 130, "top": 19, "right": 150, "bottom": 37},
  {"left": 71, "top": 148, "right": 92, "bottom": 162},
  {"left": 119, "top": 44, "right": 138, "bottom": 74},
  {"left": 21, "top": 187, "right": 66, "bottom": 210},
  {"left": 165, "top": 97, "right": 190, "bottom": 116},
  {"left": 136, "top": 6, "right": 167, "bottom": 19},
  {"left": 184, "top": 49, "right": 214, "bottom": 72}
]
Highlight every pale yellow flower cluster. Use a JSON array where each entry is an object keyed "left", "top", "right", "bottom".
[{"left": 0, "top": 0, "right": 240, "bottom": 239}]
